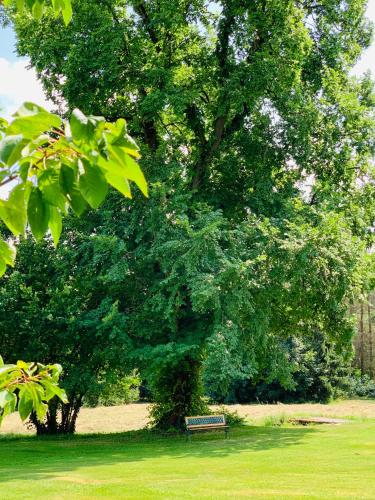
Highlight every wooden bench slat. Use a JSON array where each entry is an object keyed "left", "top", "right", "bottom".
[
  {"left": 185, "top": 415, "right": 225, "bottom": 425},
  {"left": 186, "top": 426, "right": 229, "bottom": 430},
  {"left": 185, "top": 415, "right": 229, "bottom": 440},
  {"left": 186, "top": 423, "right": 228, "bottom": 428}
]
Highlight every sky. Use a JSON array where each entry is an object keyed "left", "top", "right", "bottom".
[
  {"left": 1, "top": 4, "right": 375, "bottom": 117},
  {"left": 0, "top": 25, "right": 53, "bottom": 118}
]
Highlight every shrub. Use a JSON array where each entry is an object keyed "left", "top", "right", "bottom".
[
  {"left": 214, "top": 405, "right": 245, "bottom": 426},
  {"left": 206, "top": 334, "right": 352, "bottom": 404},
  {"left": 85, "top": 372, "right": 141, "bottom": 407},
  {"left": 263, "top": 413, "right": 288, "bottom": 427},
  {"left": 346, "top": 374, "right": 375, "bottom": 399}
]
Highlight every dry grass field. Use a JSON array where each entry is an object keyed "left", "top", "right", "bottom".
[{"left": 1, "top": 399, "right": 375, "bottom": 435}]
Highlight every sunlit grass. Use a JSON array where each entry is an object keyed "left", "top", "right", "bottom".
[{"left": 1, "top": 419, "right": 375, "bottom": 499}]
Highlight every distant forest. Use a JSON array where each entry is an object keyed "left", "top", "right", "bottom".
[{"left": 354, "top": 291, "right": 375, "bottom": 376}]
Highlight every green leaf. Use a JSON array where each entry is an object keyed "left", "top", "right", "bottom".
[
  {"left": 0, "top": 117, "right": 8, "bottom": 132},
  {"left": 59, "top": 164, "right": 88, "bottom": 215},
  {"left": 0, "top": 363, "right": 16, "bottom": 377},
  {"left": 48, "top": 206, "right": 63, "bottom": 247},
  {"left": 41, "top": 379, "right": 68, "bottom": 403},
  {"left": 68, "top": 188, "right": 88, "bottom": 216},
  {"left": 122, "top": 135, "right": 141, "bottom": 159},
  {"left": 49, "top": 363, "right": 63, "bottom": 377},
  {"left": 78, "top": 161, "right": 108, "bottom": 208},
  {"left": 51, "top": 0, "right": 63, "bottom": 14},
  {"left": 27, "top": 187, "right": 50, "bottom": 241},
  {"left": 39, "top": 169, "right": 67, "bottom": 211},
  {"left": 13, "top": 102, "right": 47, "bottom": 117},
  {"left": 18, "top": 389, "right": 33, "bottom": 422},
  {"left": 36, "top": 401, "right": 48, "bottom": 421},
  {"left": 108, "top": 119, "right": 140, "bottom": 158},
  {"left": 0, "top": 184, "right": 28, "bottom": 236},
  {"left": 0, "top": 245, "right": 15, "bottom": 272},
  {"left": 108, "top": 146, "right": 148, "bottom": 196},
  {"left": 32, "top": 0, "right": 44, "bottom": 20},
  {"left": 16, "top": 360, "right": 29, "bottom": 370},
  {"left": 7, "top": 112, "right": 62, "bottom": 140},
  {"left": 105, "top": 171, "right": 132, "bottom": 198},
  {"left": 59, "top": 389, "right": 68, "bottom": 404},
  {"left": 0, "top": 134, "right": 27, "bottom": 166},
  {"left": 70, "top": 109, "right": 94, "bottom": 143},
  {"left": 5, "top": 0, "right": 72, "bottom": 23},
  {"left": 110, "top": 134, "right": 141, "bottom": 159},
  {"left": 0, "top": 240, "right": 16, "bottom": 267},
  {"left": 3, "top": 0, "right": 25, "bottom": 9},
  {"left": 0, "top": 357, "right": 66, "bottom": 425},
  {"left": 0, "top": 390, "right": 17, "bottom": 421},
  {"left": 0, "top": 390, "right": 16, "bottom": 411},
  {"left": 61, "top": 0, "right": 73, "bottom": 25},
  {"left": 59, "top": 163, "right": 76, "bottom": 195},
  {"left": 0, "top": 259, "right": 6, "bottom": 278},
  {"left": 51, "top": 0, "right": 73, "bottom": 25}
]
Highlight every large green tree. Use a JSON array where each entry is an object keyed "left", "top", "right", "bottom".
[
  {"left": 0, "top": 218, "right": 131, "bottom": 434},
  {"left": 7, "top": 0, "right": 375, "bottom": 428}
]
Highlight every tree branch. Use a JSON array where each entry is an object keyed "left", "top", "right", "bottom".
[
  {"left": 139, "top": 87, "right": 159, "bottom": 151},
  {"left": 191, "top": 11, "right": 266, "bottom": 191},
  {"left": 0, "top": 175, "right": 17, "bottom": 188},
  {"left": 185, "top": 103, "right": 207, "bottom": 147},
  {"left": 190, "top": 6, "right": 235, "bottom": 189},
  {"left": 133, "top": 1, "right": 160, "bottom": 51}
]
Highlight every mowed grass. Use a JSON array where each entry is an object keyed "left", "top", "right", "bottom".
[{"left": 1, "top": 418, "right": 375, "bottom": 499}]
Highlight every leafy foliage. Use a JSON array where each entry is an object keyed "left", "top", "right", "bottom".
[
  {"left": 0, "top": 225, "right": 133, "bottom": 434},
  {"left": 346, "top": 373, "right": 375, "bottom": 399},
  {"left": 213, "top": 405, "right": 245, "bottom": 426},
  {"left": 209, "top": 333, "right": 353, "bottom": 404},
  {"left": 2, "top": 0, "right": 72, "bottom": 25},
  {"left": 5, "top": 0, "right": 375, "bottom": 429},
  {"left": 85, "top": 372, "right": 141, "bottom": 408},
  {"left": 148, "top": 353, "right": 209, "bottom": 430},
  {"left": 0, "top": 0, "right": 148, "bottom": 430},
  {"left": 0, "top": 355, "right": 67, "bottom": 427},
  {"left": 0, "top": 104, "right": 145, "bottom": 276}
]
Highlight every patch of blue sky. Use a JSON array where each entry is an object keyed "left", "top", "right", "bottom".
[
  {"left": 0, "top": 94, "right": 14, "bottom": 113},
  {"left": 0, "top": 26, "right": 17, "bottom": 61}
]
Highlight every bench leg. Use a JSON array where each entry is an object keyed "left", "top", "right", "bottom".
[
  {"left": 225, "top": 428, "right": 229, "bottom": 439},
  {"left": 186, "top": 430, "right": 192, "bottom": 442}
]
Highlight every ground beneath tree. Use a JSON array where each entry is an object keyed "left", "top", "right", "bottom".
[{"left": 1, "top": 399, "right": 374, "bottom": 435}]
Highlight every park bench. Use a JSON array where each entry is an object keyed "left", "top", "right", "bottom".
[{"left": 185, "top": 414, "right": 229, "bottom": 440}]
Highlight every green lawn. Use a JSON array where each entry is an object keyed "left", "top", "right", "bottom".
[{"left": 1, "top": 421, "right": 374, "bottom": 499}]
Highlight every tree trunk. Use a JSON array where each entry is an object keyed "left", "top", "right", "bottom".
[
  {"left": 360, "top": 303, "right": 365, "bottom": 374},
  {"left": 30, "top": 396, "right": 83, "bottom": 435},
  {"left": 368, "top": 298, "right": 373, "bottom": 377},
  {"left": 149, "top": 354, "right": 208, "bottom": 430}
]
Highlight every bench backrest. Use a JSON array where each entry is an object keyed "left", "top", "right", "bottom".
[{"left": 185, "top": 415, "right": 226, "bottom": 428}]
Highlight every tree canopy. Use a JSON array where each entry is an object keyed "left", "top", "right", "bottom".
[
  {"left": 2, "top": 0, "right": 375, "bottom": 428},
  {"left": 0, "top": 225, "right": 131, "bottom": 433}
]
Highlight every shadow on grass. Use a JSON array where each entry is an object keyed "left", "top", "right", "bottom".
[{"left": 0, "top": 424, "right": 317, "bottom": 484}]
